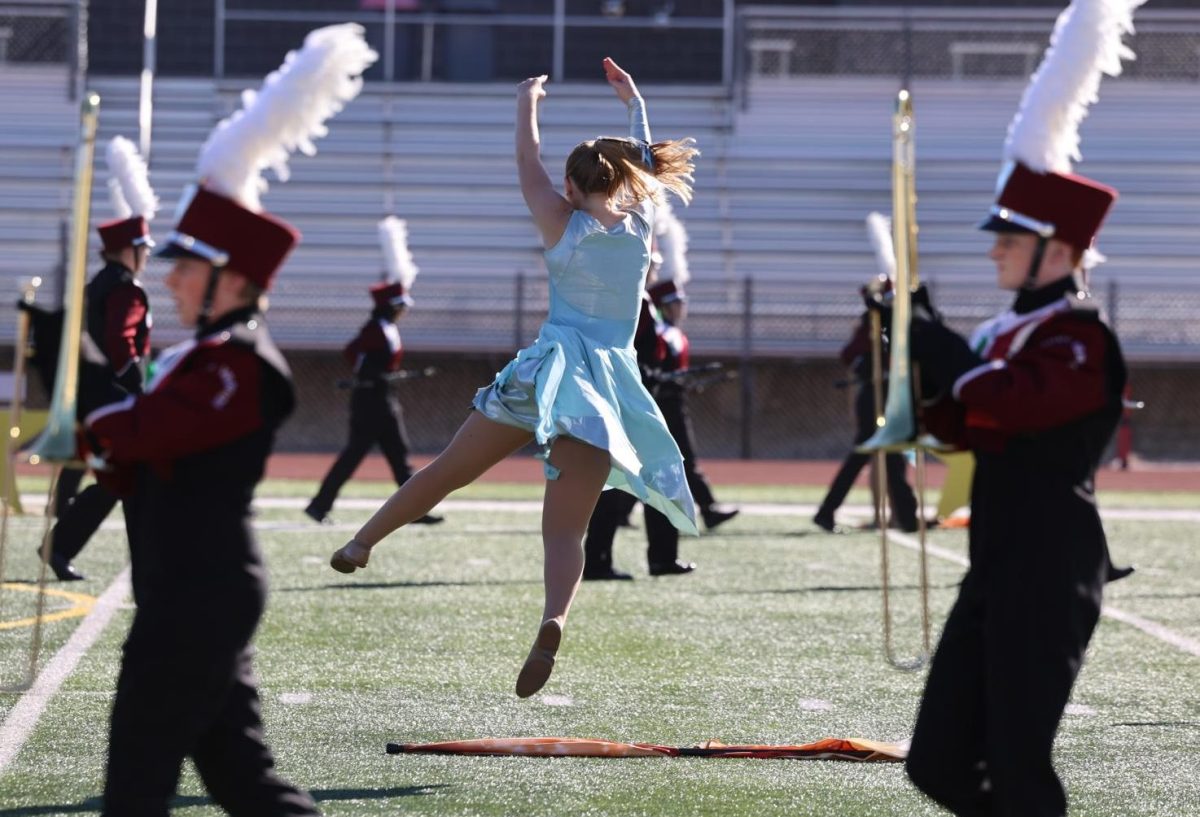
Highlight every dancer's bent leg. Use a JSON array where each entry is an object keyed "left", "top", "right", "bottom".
[{"left": 332, "top": 412, "right": 532, "bottom": 571}]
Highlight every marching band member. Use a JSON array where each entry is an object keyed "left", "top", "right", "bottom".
[
  {"left": 306, "top": 217, "right": 442, "bottom": 525},
  {"left": 46, "top": 137, "right": 157, "bottom": 581},
  {"left": 647, "top": 205, "right": 739, "bottom": 538},
  {"left": 903, "top": 2, "right": 1142, "bottom": 814},
  {"left": 813, "top": 214, "right": 918, "bottom": 534},
  {"left": 581, "top": 281, "right": 661, "bottom": 581},
  {"left": 83, "top": 24, "right": 376, "bottom": 815}
]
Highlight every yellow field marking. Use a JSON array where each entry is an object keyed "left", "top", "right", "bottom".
[{"left": 0, "top": 583, "right": 96, "bottom": 630}]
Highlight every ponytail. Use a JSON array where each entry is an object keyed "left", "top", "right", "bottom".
[{"left": 565, "top": 136, "right": 699, "bottom": 206}]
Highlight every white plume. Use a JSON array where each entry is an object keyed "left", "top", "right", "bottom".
[
  {"left": 378, "top": 216, "right": 418, "bottom": 291},
  {"left": 1004, "top": 0, "right": 1146, "bottom": 174},
  {"left": 654, "top": 201, "right": 690, "bottom": 286},
  {"left": 865, "top": 212, "right": 895, "bottom": 282},
  {"left": 108, "top": 179, "right": 131, "bottom": 220},
  {"left": 106, "top": 136, "right": 158, "bottom": 219},
  {"left": 196, "top": 23, "right": 378, "bottom": 211}
]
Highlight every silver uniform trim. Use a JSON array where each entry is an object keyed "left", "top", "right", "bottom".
[
  {"left": 84, "top": 395, "right": 137, "bottom": 428},
  {"left": 990, "top": 205, "right": 1055, "bottom": 239},
  {"left": 952, "top": 359, "right": 1006, "bottom": 401},
  {"left": 165, "top": 230, "right": 230, "bottom": 267}
]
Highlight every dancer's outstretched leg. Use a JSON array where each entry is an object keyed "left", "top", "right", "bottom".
[
  {"left": 330, "top": 411, "right": 532, "bottom": 572},
  {"left": 515, "top": 436, "right": 609, "bottom": 698}
]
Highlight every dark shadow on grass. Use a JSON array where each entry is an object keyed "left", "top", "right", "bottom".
[
  {"left": 277, "top": 579, "right": 537, "bottom": 592},
  {"left": 0, "top": 785, "right": 448, "bottom": 816},
  {"left": 709, "top": 582, "right": 960, "bottom": 595},
  {"left": 698, "top": 529, "right": 814, "bottom": 539},
  {"left": 1110, "top": 721, "right": 1200, "bottom": 728},
  {"left": 457, "top": 528, "right": 544, "bottom": 536},
  {"left": 1106, "top": 592, "right": 1200, "bottom": 601}
]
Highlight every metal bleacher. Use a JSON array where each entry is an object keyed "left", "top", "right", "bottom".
[
  {"left": 2, "top": 70, "right": 1198, "bottom": 359},
  {"left": 0, "top": 67, "right": 75, "bottom": 282}
]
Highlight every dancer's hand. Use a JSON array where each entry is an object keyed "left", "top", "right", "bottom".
[
  {"left": 518, "top": 75, "right": 548, "bottom": 102},
  {"left": 603, "top": 57, "right": 640, "bottom": 104}
]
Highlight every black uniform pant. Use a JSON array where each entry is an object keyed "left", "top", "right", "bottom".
[
  {"left": 310, "top": 387, "right": 413, "bottom": 517},
  {"left": 905, "top": 483, "right": 1105, "bottom": 816},
  {"left": 54, "top": 466, "right": 87, "bottom": 515},
  {"left": 658, "top": 395, "right": 716, "bottom": 511},
  {"left": 51, "top": 483, "right": 121, "bottom": 560},
  {"left": 817, "top": 385, "right": 918, "bottom": 527},
  {"left": 816, "top": 450, "right": 918, "bottom": 528},
  {"left": 104, "top": 585, "right": 318, "bottom": 817},
  {"left": 584, "top": 490, "right": 680, "bottom": 572}
]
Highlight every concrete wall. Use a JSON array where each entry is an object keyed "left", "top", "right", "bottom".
[
  {"left": 280, "top": 350, "right": 1200, "bottom": 461},
  {"left": 3, "top": 344, "right": 1193, "bottom": 461}
]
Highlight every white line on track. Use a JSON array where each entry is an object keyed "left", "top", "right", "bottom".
[
  {"left": 17, "top": 496, "right": 1200, "bottom": 523},
  {"left": 887, "top": 532, "right": 1200, "bottom": 660},
  {"left": 0, "top": 567, "right": 131, "bottom": 774},
  {"left": 247, "top": 499, "right": 1200, "bottom": 524}
]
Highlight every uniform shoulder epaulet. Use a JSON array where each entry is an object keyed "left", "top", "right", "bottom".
[
  {"left": 1055, "top": 291, "right": 1112, "bottom": 330},
  {"left": 1064, "top": 290, "right": 1100, "bottom": 313},
  {"left": 207, "top": 315, "right": 293, "bottom": 380}
]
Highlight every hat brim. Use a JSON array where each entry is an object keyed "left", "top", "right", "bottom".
[
  {"left": 153, "top": 241, "right": 208, "bottom": 261},
  {"left": 978, "top": 214, "right": 1037, "bottom": 234}
]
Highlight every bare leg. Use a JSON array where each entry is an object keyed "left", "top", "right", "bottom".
[
  {"left": 515, "top": 436, "right": 610, "bottom": 697},
  {"left": 331, "top": 412, "right": 532, "bottom": 572}
]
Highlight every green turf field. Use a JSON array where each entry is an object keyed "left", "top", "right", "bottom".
[{"left": 1, "top": 482, "right": 1197, "bottom": 816}]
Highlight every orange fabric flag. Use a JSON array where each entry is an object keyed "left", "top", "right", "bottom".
[{"left": 387, "top": 736, "right": 906, "bottom": 762}]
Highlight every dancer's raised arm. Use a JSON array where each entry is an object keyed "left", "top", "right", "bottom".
[
  {"left": 603, "top": 57, "right": 650, "bottom": 145},
  {"left": 515, "top": 74, "right": 571, "bottom": 247}
]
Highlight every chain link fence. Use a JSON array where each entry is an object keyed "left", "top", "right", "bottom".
[
  {"left": 0, "top": 2, "right": 74, "bottom": 66},
  {"left": 227, "top": 274, "right": 1200, "bottom": 459},
  {"left": 216, "top": 0, "right": 729, "bottom": 83},
  {"left": 737, "top": 7, "right": 1200, "bottom": 87}
]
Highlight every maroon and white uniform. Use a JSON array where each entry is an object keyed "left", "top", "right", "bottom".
[
  {"left": 907, "top": 277, "right": 1127, "bottom": 817},
  {"left": 344, "top": 316, "right": 403, "bottom": 379},
  {"left": 85, "top": 261, "right": 151, "bottom": 393},
  {"left": 88, "top": 305, "right": 314, "bottom": 817},
  {"left": 307, "top": 311, "right": 416, "bottom": 521}
]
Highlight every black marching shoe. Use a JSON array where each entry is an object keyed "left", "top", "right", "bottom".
[
  {"left": 649, "top": 560, "right": 696, "bottom": 577},
  {"left": 582, "top": 565, "right": 634, "bottom": 581},
  {"left": 812, "top": 513, "right": 848, "bottom": 535},
  {"left": 702, "top": 504, "right": 740, "bottom": 531},
  {"left": 304, "top": 503, "right": 330, "bottom": 524},
  {"left": 412, "top": 514, "right": 444, "bottom": 525},
  {"left": 1106, "top": 560, "right": 1135, "bottom": 583},
  {"left": 42, "top": 548, "right": 85, "bottom": 582}
]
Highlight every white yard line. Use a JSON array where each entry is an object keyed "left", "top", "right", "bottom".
[
  {"left": 1098, "top": 607, "right": 1200, "bottom": 658},
  {"left": 0, "top": 567, "right": 131, "bottom": 773},
  {"left": 887, "top": 532, "right": 1200, "bottom": 660}
]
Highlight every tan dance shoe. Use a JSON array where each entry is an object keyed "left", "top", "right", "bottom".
[
  {"left": 330, "top": 539, "right": 371, "bottom": 574},
  {"left": 515, "top": 619, "right": 563, "bottom": 698}
]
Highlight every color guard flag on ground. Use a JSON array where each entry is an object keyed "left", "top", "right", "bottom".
[{"left": 387, "top": 736, "right": 906, "bottom": 762}]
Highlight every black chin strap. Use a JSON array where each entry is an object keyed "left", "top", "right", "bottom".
[
  {"left": 197, "top": 265, "right": 222, "bottom": 334},
  {"left": 1023, "top": 236, "right": 1049, "bottom": 291}
]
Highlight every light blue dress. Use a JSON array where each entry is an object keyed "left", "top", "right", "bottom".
[{"left": 473, "top": 99, "right": 698, "bottom": 535}]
